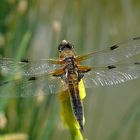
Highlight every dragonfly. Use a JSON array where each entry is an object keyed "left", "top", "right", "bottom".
[{"left": 0, "top": 37, "right": 140, "bottom": 130}]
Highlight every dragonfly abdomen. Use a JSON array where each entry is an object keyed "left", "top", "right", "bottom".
[{"left": 68, "top": 81, "right": 84, "bottom": 131}]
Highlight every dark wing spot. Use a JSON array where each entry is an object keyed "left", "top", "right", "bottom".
[
  {"left": 133, "top": 37, "right": 140, "bottom": 40},
  {"left": 21, "top": 59, "right": 29, "bottom": 63},
  {"left": 110, "top": 45, "right": 119, "bottom": 50},
  {"left": 28, "top": 76, "right": 36, "bottom": 81},
  {"left": 134, "top": 62, "right": 140, "bottom": 65},
  {"left": 107, "top": 65, "right": 116, "bottom": 69}
]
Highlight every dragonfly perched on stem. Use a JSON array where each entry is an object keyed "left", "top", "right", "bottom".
[{"left": 0, "top": 37, "right": 140, "bottom": 130}]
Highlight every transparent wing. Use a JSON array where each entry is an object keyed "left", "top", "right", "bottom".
[
  {"left": 77, "top": 37, "right": 140, "bottom": 65},
  {"left": 83, "top": 62, "right": 140, "bottom": 88},
  {"left": 0, "top": 75, "right": 68, "bottom": 97},
  {"left": 0, "top": 58, "right": 61, "bottom": 77}
]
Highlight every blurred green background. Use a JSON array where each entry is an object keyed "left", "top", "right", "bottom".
[{"left": 0, "top": 0, "right": 140, "bottom": 140}]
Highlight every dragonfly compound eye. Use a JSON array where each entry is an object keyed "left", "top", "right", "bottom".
[{"left": 58, "top": 40, "right": 73, "bottom": 52}]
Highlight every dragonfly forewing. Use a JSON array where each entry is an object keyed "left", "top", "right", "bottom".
[
  {"left": 78, "top": 37, "right": 140, "bottom": 66},
  {"left": 0, "top": 58, "right": 61, "bottom": 77}
]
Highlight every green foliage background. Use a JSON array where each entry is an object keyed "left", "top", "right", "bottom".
[{"left": 0, "top": 0, "right": 140, "bottom": 140}]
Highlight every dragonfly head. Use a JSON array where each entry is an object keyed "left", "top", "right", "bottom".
[{"left": 58, "top": 40, "right": 74, "bottom": 52}]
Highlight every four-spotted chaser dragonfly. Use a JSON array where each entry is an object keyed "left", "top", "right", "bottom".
[{"left": 0, "top": 37, "right": 140, "bottom": 130}]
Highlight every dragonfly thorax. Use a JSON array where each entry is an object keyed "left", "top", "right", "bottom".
[
  {"left": 64, "top": 57, "right": 77, "bottom": 71},
  {"left": 62, "top": 56, "right": 85, "bottom": 82}
]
